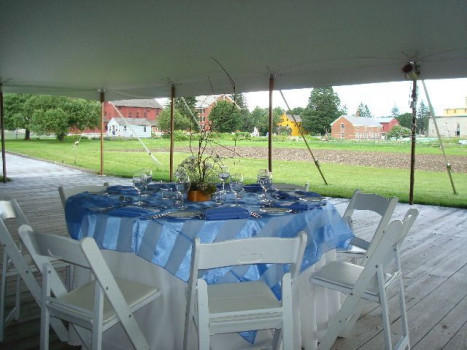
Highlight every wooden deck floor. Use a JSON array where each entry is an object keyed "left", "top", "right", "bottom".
[{"left": 1, "top": 153, "right": 466, "bottom": 350}]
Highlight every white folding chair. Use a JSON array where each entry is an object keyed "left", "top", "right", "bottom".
[
  {"left": 337, "top": 190, "right": 398, "bottom": 258},
  {"left": 0, "top": 197, "right": 68, "bottom": 343},
  {"left": 58, "top": 184, "right": 109, "bottom": 210},
  {"left": 183, "top": 232, "right": 307, "bottom": 350},
  {"left": 311, "top": 208, "right": 419, "bottom": 350},
  {"left": 19, "top": 226, "right": 161, "bottom": 350}
]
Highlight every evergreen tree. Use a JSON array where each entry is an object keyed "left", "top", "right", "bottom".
[
  {"left": 391, "top": 105, "right": 400, "bottom": 118},
  {"left": 208, "top": 100, "right": 242, "bottom": 132},
  {"left": 302, "top": 87, "right": 343, "bottom": 135},
  {"left": 417, "top": 100, "right": 431, "bottom": 135},
  {"left": 356, "top": 102, "right": 372, "bottom": 118}
]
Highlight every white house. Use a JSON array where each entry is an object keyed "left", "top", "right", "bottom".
[{"left": 107, "top": 117, "right": 152, "bottom": 138}]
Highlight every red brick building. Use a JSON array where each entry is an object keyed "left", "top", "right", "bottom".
[
  {"left": 195, "top": 95, "right": 236, "bottom": 130},
  {"left": 104, "top": 99, "right": 163, "bottom": 133},
  {"left": 331, "top": 116, "right": 399, "bottom": 140}
]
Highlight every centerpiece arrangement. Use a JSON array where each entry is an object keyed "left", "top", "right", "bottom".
[{"left": 176, "top": 130, "right": 223, "bottom": 202}]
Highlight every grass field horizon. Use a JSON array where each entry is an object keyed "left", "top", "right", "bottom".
[{"left": 3, "top": 135, "right": 467, "bottom": 208}]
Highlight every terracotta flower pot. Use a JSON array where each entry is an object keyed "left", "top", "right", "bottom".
[{"left": 187, "top": 190, "right": 211, "bottom": 202}]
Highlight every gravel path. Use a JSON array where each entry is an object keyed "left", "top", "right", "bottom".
[{"left": 174, "top": 146, "right": 467, "bottom": 173}]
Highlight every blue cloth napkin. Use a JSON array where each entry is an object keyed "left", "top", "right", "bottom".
[
  {"left": 271, "top": 190, "right": 295, "bottom": 200},
  {"left": 290, "top": 200, "right": 325, "bottom": 211},
  {"left": 106, "top": 185, "right": 139, "bottom": 195},
  {"left": 243, "top": 184, "right": 262, "bottom": 192},
  {"left": 204, "top": 206, "right": 250, "bottom": 220},
  {"left": 107, "top": 206, "right": 152, "bottom": 217}
]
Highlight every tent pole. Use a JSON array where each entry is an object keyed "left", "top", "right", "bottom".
[
  {"left": 409, "top": 79, "right": 417, "bottom": 204},
  {"left": 99, "top": 90, "right": 105, "bottom": 176},
  {"left": 268, "top": 74, "right": 274, "bottom": 172},
  {"left": 0, "top": 83, "right": 6, "bottom": 183},
  {"left": 169, "top": 85, "right": 175, "bottom": 181}
]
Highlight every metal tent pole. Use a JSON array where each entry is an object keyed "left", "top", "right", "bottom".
[
  {"left": 99, "top": 90, "right": 105, "bottom": 176},
  {"left": 169, "top": 85, "right": 175, "bottom": 181},
  {"left": 0, "top": 83, "right": 6, "bottom": 183},
  {"left": 268, "top": 74, "right": 274, "bottom": 173}
]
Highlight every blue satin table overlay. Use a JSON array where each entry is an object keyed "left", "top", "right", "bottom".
[{"left": 65, "top": 187, "right": 353, "bottom": 344}]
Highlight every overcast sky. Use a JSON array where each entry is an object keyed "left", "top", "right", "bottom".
[{"left": 244, "top": 78, "right": 467, "bottom": 117}]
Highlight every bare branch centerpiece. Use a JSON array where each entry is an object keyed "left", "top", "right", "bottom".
[{"left": 176, "top": 129, "right": 222, "bottom": 202}]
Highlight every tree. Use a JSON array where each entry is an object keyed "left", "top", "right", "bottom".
[
  {"left": 231, "top": 93, "right": 251, "bottom": 132},
  {"left": 3, "top": 94, "right": 34, "bottom": 140},
  {"left": 18, "top": 94, "right": 99, "bottom": 141},
  {"left": 391, "top": 105, "right": 400, "bottom": 118},
  {"left": 302, "top": 87, "right": 343, "bottom": 135},
  {"left": 388, "top": 125, "right": 411, "bottom": 139},
  {"left": 417, "top": 100, "right": 430, "bottom": 135},
  {"left": 356, "top": 102, "right": 372, "bottom": 118},
  {"left": 244, "top": 107, "right": 267, "bottom": 133},
  {"left": 290, "top": 107, "right": 304, "bottom": 115},
  {"left": 157, "top": 107, "right": 193, "bottom": 131},
  {"left": 208, "top": 100, "right": 242, "bottom": 132},
  {"left": 396, "top": 112, "right": 412, "bottom": 129},
  {"left": 174, "top": 97, "right": 199, "bottom": 129}
]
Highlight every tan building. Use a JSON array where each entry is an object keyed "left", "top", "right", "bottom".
[{"left": 428, "top": 97, "right": 467, "bottom": 137}]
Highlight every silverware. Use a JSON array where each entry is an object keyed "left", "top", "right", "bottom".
[{"left": 250, "top": 211, "right": 262, "bottom": 219}]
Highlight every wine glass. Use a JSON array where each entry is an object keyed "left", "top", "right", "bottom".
[
  {"left": 132, "top": 172, "right": 145, "bottom": 205},
  {"left": 257, "top": 169, "right": 272, "bottom": 203},
  {"left": 175, "top": 172, "right": 191, "bottom": 209},
  {"left": 218, "top": 166, "right": 230, "bottom": 191},
  {"left": 140, "top": 168, "right": 153, "bottom": 194},
  {"left": 230, "top": 173, "right": 244, "bottom": 206}
]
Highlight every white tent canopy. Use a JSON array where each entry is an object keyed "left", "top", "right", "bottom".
[{"left": 1, "top": 0, "right": 467, "bottom": 100}]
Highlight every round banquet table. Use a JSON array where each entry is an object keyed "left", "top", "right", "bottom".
[{"left": 65, "top": 185, "right": 353, "bottom": 349}]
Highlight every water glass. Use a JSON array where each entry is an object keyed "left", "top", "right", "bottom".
[
  {"left": 213, "top": 190, "right": 226, "bottom": 206},
  {"left": 230, "top": 173, "right": 244, "bottom": 206},
  {"left": 218, "top": 166, "right": 230, "bottom": 191}
]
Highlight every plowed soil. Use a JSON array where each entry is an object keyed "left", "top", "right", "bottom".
[{"left": 175, "top": 146, "right": 467, "bottom": 173}]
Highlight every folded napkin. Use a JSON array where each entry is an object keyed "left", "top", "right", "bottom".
[
  {"left": 107, "top": 206, "right": 152, "bottom": 217},
  {"left": 106, "top": 185, "right": 139, "bottom": 195},
  {"left": 204, "top": 206, "right": 250, "bottom": 220},
  {"left": 295, "top": 190, "right": 321, "bottom": 197},
  {"left": 290, "top": 200, "right": 324, "bottom": 211},
  {"left": 243, "top": 184, "right": 262, "bottom": 193},
  {"left": 270, "top": 190, "right": 295, "bottom": 200}
]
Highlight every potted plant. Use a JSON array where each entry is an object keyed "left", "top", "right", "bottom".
[{"left": 176, "top": 130, "right": 222, "bottom": 201}]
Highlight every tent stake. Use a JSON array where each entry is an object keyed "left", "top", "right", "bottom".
[
  {"left": 170, "top": 85, "right": 175, "bottom": 181},
  {"left": 421, "top": 80, "right": 457, "bottom": 195},
  {"left": 268, "top": 74, "right": 274, "bottom": 172},
  {"left": 279, "top": 90, "right": 328, "bottom": 186},
  {"left": 0, "top": 83, "right": 6, "bottom": 183},
  {"left": 99, "top": 90, "right": 105, "bottom": 176}
]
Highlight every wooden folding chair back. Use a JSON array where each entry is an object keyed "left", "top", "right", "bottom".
[
  {"left": 19, "top": 226, "right": 160, "bottom": 350},
  {"left": 184, "top": 232, "right": 307, "bottom": 350},
  {"left": 340, "top": 189, "right": 398, "bottom": 256}
]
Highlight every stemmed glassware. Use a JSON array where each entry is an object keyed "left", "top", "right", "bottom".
[
  {"left": 132, "top": 171, "right": 145, "bottom": 205},
  {"left": 175, "top": 170, "right": 191, "bottom": 209},
  {"left": 218, "top": 166, "right": 230, "bottom": 191},
  {"left": 230, "top": 173, "right": 244, "bottom": 206},
  {"left": 141, "top": 168, "right": 153, "bottom": 194},
  {"left": 257, "top": 169, "right": 273, "bottom": 203}
]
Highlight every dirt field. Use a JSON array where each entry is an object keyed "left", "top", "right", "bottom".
[{"left": 178, "top": 147, "right": 467, "bottom": 173}]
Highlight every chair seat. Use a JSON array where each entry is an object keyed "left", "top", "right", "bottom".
[
  {"left": 311, "top": 261, "right": 390, "bottom": 299},
  {"left": 208, "top": 281, "right": 281, "bottom": 315},
  {"left": 51, "top": 278, "right": 160, "bottom": 325}
]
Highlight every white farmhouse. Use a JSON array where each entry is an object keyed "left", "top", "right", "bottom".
[{"left": 107, "top": 117, "right": 152, "bottom": 138}]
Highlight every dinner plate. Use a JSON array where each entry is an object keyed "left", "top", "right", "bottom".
[
  {"left": 166, "top": 210, "right": 200, "bottom": 219},
  {"left": 259, "top": 207, "right": 292, "bottom": 215}
]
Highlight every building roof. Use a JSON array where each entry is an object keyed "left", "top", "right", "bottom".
[
  {"left": 332, "top": 116, "right": 382, "bottom": 127},
  {"left": 285, "top": 114, "right": 302, "bottom": 123},
  {"left": 110, "top": 99, "right": 162, "bottom": 109},
  {"left": 109, "top": 117, "right": 152, "bottom": 126}
]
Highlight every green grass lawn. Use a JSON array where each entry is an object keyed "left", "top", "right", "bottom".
[{"left": 4, "top": 136, "right": 467, "bottom": 208}]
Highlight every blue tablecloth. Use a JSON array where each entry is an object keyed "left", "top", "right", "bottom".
[{"left": 65, "top": 187, "right": 353, "bottom": 343}]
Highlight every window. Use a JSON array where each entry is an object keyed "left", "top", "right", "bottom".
[
  {"left": 144, "top": 126, "right": 147, "bottom": 132},
  {"left": 341, "top": 123, "right": 345, "bottom": 129},
  {"left": 123, "top": 126, "right": 127, "bottom": 132},
  {"left": 340, "top": 132, "right": 344, "bottom": 138}
]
